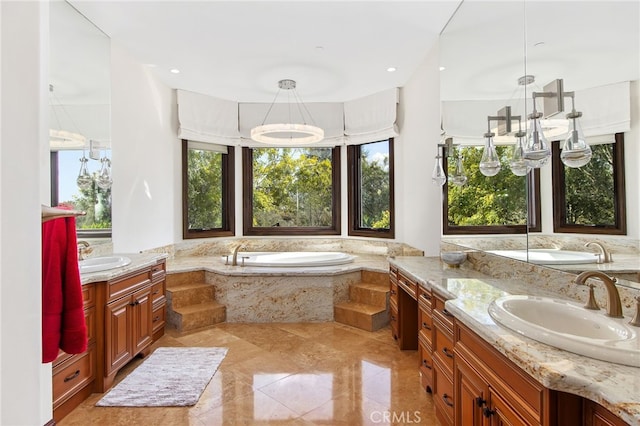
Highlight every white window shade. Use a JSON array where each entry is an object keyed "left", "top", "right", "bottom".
[
  {"left": 177, "top": 89, "right": 241, "bottom": 144},
  {"left": 239, "top": 102, "right": 345, "bottom": 147},
  {"left": 344, "top": 88, "right": 399, "bottom": 144},
  {"left": 577, "top": 81, "right": 630, "bottom": 137}
]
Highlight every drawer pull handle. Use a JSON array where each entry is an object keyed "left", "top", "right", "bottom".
[
  {"left": 153, "top": 315, "right": 161, "bottom": 322},
  {"left": 443, "top": 309, "right": 454, "bottom": 317},
  {"left": 153, "top": 290, "right": 160, "bottom": 295},
  {"left": 390, "top": 315, "right": 396, "bottom": 321},
  {"left": 442, "top": 393, "right": 454, "bottom": 407},
  {"left": 422, "top": 322, "right": 431, "bottom": 330},
  {"left": 476, "top": 397, "right": 486, "bottom": 407},
  {"left": 483, "top": 407, "right": 496, "bottom": 418},
  {"left": 421, "top": 293, "right": 431, "bottom": 301},
  {"left": 422, "top": 359, "right": 431, "bottom": 369},
  {"left": 64, "top": 370, "right": 80, "bottom": 383},
  {"left": 442, "top": 347, "right": 454, "bottom": 358},
  {"left": 390, "top": 290, "right": 396, "bottom": 295},
  {"left": 130, "top": 300, "right": 140, "bottom": 306}
]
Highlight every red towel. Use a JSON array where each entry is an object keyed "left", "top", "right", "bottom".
[{"left": 42, "top": 216, "right": 87, "bottom": 363}]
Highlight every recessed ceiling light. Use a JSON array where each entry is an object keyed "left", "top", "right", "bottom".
[
  {"left": 387, "top": 67, "right": 397, "bottom": 73},
  {"left": 439, "top": 66, "right": 446, "bottom": 71},
  {"left": 534, "top": 41, "right": 545, "bottom": 47},
  {"left": 170, "top": 68, "right": 180, "bottom": 74}
]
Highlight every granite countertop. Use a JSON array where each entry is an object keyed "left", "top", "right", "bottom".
[
  {"left": 388, "top": 256, "right": 640, "bottom": 425},
  {"left": 80, "top": 252, "right": 168, "bottom": 284}
]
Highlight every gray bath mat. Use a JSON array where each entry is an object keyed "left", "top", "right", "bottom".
[{"left": 96, "top": 346, "right": 228, "bottom": 407}]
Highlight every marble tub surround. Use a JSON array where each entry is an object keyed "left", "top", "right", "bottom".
[
  {"left": 170, "top": 237, "right": 423, "bottom": 259},
  {"left": 388, "top": 256, "right": 640, "bottom": 424},
  {"left": 165, "top": 254, "right": 388, "bottom": 323}
]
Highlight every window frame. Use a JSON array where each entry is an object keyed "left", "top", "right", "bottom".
[
  {"left": 442, "top": 148, "right": 541, "bottom": 235},
  {"left": 551, "top": 132, "right": 626, "bottom": 235},
  {"left": 182, "top": 140, "right": 235, "bottom": 239},
  {"left": 242, "top": 146, "right": 341, "bottom": 236},
  {"left": 347, "top": 139, "right": 395, "bottom": 239}
]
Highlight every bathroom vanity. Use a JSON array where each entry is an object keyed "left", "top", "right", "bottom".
[
  {"left": 389, "top": 257, "right": 638, "bottom": 426},
  {"left": 52, "top": 254, "right": 167, "bottom": 422}
]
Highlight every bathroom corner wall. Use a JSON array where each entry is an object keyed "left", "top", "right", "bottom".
[{"left": 111, "top": 42, "right": 179, "bottom": 253}]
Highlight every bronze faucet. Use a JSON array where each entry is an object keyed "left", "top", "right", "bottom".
[
  {"left": 584, "top": 241, "right": 612, "bottom": 264},
  {"left": 77, "top": 240, "right": 92, "bottom": 261},
  {"left": 574, "top": 271, "right": 623, "bottom": 318},
  {"left": 231, "top": 244, "right": 245, "bottom": 266}
]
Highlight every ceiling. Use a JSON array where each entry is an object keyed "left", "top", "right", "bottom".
[{"left": 68, "top": 0, "right": 462, "bottom": 103}]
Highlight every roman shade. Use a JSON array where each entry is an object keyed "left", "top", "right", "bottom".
[
  {"left": 344, "top": 88, "right": 399, "bottom": 145},
  {"left": 177, "top": 89, "right": 241, "bottom": 145}
]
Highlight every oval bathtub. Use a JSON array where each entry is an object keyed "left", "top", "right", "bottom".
[{"left": 224, "top": 251, "right": 356, "bottom": 267}]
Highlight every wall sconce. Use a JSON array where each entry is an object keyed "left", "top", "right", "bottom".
[
  {"left": 527, "top": 79, "right": 590, "bottom": 168},
  {"left": 431, "top": 136, "right": 467, "bottom": 186}
]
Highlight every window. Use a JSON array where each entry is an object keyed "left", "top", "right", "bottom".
[
  {"left": 443, "top": 146, "right": 540, "bottom": 235},
  {"left": 50, "top": 150, "right": 112, "bottom": 237},
  {"left": 242, "top": 146, "right": 340, "bottom": 236},
  {"left": 552, "top": 133, "right": 626, "bottom": 234},
  {"left": 347, "top": 139, "right": 394, "bottom": 238},
  {"left": 182, "top": 140, "right": 235, "bottom": 238}
]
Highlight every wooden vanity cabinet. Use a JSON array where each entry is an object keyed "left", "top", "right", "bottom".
[
  {"left": 389, "top": 267, "right": 419, "bottom": 350},
  {"left": 52, "top": 283, "right": 96, "bottom": 422},
  {"left": 432, "top": 291, "right": 455, "bottom": 426},
  {"left": 389, "top": 266, "right": 400, "bottom": 342},
  {"left": 417, "top": 286, "right": 433, "bottom": 393}
]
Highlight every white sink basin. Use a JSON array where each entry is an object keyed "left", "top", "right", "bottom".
[
  {"left": 488, "top": 295, "right": 639, "bottom": 367},
  {"left": 487, "top": 249, "right": 598, "bottom": 265},
  {"left": 79, "top": 256, "right": 131, "bottom": 274}
]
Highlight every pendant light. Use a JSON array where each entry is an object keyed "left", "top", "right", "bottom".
[
  {"left": 77, "top": 153, "right": 93, "bottom": 190},
  {"left": 523, "top": 109, "right": 551, "bottom": 168},
  {"left": 431, "top": 155, "right": 447, "bottom": 186},
  {"left": 479, "top": 131, "right": 501, "bottom": 177},
  {"left": 560, "top": 97, "right": 591, "bottom": 168},
  {"left": 509, "top": 130, "right": 530, "bottom": 176},
  {"left": 449, "top": 150, "right": 468, "bottom": 186}
]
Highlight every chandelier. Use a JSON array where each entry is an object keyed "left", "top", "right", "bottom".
[{"left": 250, "top": 79, "right": 324, "bottom": 145}]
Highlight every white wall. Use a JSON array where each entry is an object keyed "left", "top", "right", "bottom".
[
  {"left": 1, "top": 2, "right": 52, "bottom": 424},
  {"left": 627, "top": 81, "right": 639, "bottom": 240},
  {"left": 111, "top": 42, "right": 179, "bottom": 253},
  {"left": 395, "top": 44, "right": 442, "bottom": 256}
]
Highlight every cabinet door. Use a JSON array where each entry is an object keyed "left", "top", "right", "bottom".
[
  {"left": 488, "top": 388, "right": 530, "bottom": 426},
  {"left": 584, "top": 399, "right": 629, "bottom": 426},
  {"left": 132, "top": 286, "right": 153, "bottom": 354},
  {"left": 454, "top": 355, "right": 487, "bottom": 426},
  {"left": 105, "top": 297, "right": 132, "bottom": 375}
]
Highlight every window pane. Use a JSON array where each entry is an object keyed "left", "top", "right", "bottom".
[
  {"left": 252, "top": 147, "right": 333, "bottom": 227},
  {"left": 359, "top": 141, "right": 390, "bottom": 229},
  {"left": 447, "top": 146, "right": 527, "bottom": 227},
  {"left": 563, "top": 144, "right": 615, "bottom": 226},
  {"left": 187, "top": 147, "right": 223, "bottom": 230},
  {"left": 56, "top": 150, "right": 112, "bottom": 230}
]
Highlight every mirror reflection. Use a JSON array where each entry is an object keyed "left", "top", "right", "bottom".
[
  {"left": 49, "top": 1, "right": 111, "bottom": 237},
  {"left": 440, "top": 1, "right": 640, "bottom": 287}
]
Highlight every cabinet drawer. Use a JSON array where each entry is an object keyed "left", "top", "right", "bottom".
[
  {"left": 152, "top": 303, "right": 166, "bottom": 334},
  {"left": 390, "top": 305, "right": 399, "bottom": 342},
  {"left": 52, "top": 345, "right": 95, "bottom": 408},
  {"left": 389, "top": 280, "right": 398, "bottom": 304},
  {"left": 417, "top": 287, "right": 432, "bottom": 310},
  {"left": 81, "top": 284, "right": 96, "bottom": 308},
  {"left": 418, "top": 337, "right": 433, "bottom": 392},
  {"left": 397, "top": 273, "right": 417, "bottom": 299},
  {"left": 389, "top": 265, "right": 398, "bottom": 282},
  {"left": 107, "top": 270, "right": 151, "bottom": 302},
  {"left": 150, "top": 281, "right": 165, "bottom": 304},
  {"left": 434, "top": 357, "right": 455, "bottom": 426},
  {"left": 433, "top": 292, "right": 454, "bottom": 331},
  {"left": 150, "top": 261, "right": 166, "bottom": 283},
  {"left": 418, "top": 305, "right": 433, "bottom": 346},
  {"left": 433, "top": 318, "right": 454, "bottom": 376}
]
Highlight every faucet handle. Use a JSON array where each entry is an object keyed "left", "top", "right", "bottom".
[
  {"left": 583, "top": 284, "right": 600, "bottom": 310},
  {"left": 629, "top": 297, "right": 640, "bottom": 327}
]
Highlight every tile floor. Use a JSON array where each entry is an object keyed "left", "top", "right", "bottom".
[{"left": 59, "top": 323, "right": 439, "bottom": 425}]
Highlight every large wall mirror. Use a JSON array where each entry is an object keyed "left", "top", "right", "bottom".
[
  {"left": 50, "top": 1, "right": 111, "bottom": 238},
  {"left": 440, "top": 1, "right": 640, "bottom": 287}
]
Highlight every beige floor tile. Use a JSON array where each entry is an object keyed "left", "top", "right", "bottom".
[{"left": 58, "top": 322, "right": 439, "bottom": 426}]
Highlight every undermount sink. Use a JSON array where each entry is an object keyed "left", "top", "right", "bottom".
[
  {"left": 488, "top": 295, "right": 639, "bottom": 367},
  {"left": 79, "top": 256, "right": 131, "bottom": 274}
]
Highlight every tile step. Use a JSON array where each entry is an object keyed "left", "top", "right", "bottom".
[
  {"left": 334, "top": 301, "right": 389, "bottom": 332},
  {"left": 167, "top": 301, "right": 226, "bottom": 332},
  {"left": 166, "top": 282, "right": 216, "bottom": 309}
]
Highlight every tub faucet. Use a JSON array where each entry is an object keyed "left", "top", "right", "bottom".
[
  {"left": 573, "top": 271, "right": 623, "bottom": 318},
  {"left": 585, "top": 241, "right": 612, "bottom": 263},
  {"left": 77, "top": 240, "right": 92, "bottom": 261},
  {"left": 231, "top": 244, "right": 245, "bottom": 266}
]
